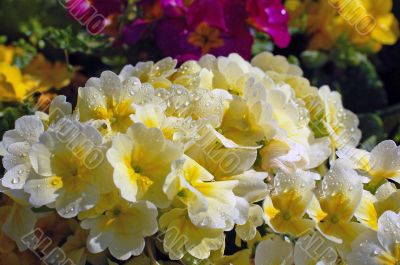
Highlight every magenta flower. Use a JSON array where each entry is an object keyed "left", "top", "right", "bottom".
[
  {"left": 66, "top": 0, "right": 125, "bottom": 34},
  {"left": 66, "top": 0, "right": 291, "bottom": 61},
  {"left": 246, "top": 0, "right": 290, "bottom": 48}
]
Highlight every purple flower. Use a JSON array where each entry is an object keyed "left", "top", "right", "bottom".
[
  {"left": 155, "top": 0, "right": 253, "bottom": 61},
  {"left": 119, "top": 19, "right": 150, "bottom": 45}
]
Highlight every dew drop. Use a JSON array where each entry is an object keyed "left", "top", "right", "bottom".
[{"left": 11, "top": 177, "right": 20, "bottom": 184}]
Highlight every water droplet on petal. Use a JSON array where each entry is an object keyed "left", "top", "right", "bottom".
[{"left": 11, "top": 177, "right": 20, "bottom": 184}]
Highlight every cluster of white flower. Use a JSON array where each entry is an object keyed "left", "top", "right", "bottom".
[{"left": 1, "top": 53, "right": 399, "bottom": 264}]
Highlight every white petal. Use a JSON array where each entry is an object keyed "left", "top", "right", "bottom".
[
  {"left": 49, "top": 95, "right": 72, "bottom": 123},
  {"left": 77, "top": 86, "right": 107, "bottom": 121},
  {"left": 24, "top": 177, "right": 60, "bottom": 207},
  {"left": 14, "top": 115, "right": 44, "bottom": 144},
  {"left": 294, "top": 231, "right": 338, "bottom": 265},
  {"left": 370, "top": 140, "right": 400, "bottom": 173},
  {"left": 99, "top": 71, "right": 124, "bottom": 100},
  {"left": 347, "top": 231, "right": 386, "bottom": 265},
  {"left": 29, "top": 142, "right": 53, "bottom": 176},
  {"left": 377, "top": 211, "right": 400, "bottom": 255},
  {"left": 229, "top": 170, "right": 268, "bottom": 203},
  {"left": 119, "top": 65, "right": 135, "bottom": 81},
  {"left": 2, "top": 163, "right": 31, "bottom": 189},
  {"left": 255, "top": 236, "right": 294, "bottom": 265},
  {"left": 55, "top": 183, "right": 99, "bottom": 218}
]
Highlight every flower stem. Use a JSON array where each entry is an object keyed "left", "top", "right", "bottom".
[{"left": 146, "top": 238, "right": 157, "bottom": 265}]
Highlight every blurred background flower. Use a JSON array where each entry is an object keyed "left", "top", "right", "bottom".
[{"left": 286, "top": 0, "right": 399, "bottom": 51}]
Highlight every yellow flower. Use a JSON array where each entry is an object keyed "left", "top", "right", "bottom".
[
  {"left": 219, "top": 78, "right": 277, "bottom": 146},
  {"left": 259, "top": 85, "right": 331, "bottom": 173},
  {"left": 348, "top": 211, "right": 400, "bottom": 265},
  {"left": 106, "top": 123, "right": 182, "bottom": 207},
  {"left": 199, "top": 53, "right": 265, "bottom": 95},
  {"left": 0, "top": 45, "right": 15, "bottom": 64},
  {"left": 163, "top": 156, "right": 245, "bottom": 230},
  {"left": 318, "top": 86, "right": 361, "bottom": 151},
  {"left": 309, "top": 160, "right": 373, "bottom": 246},
  {"left": 77, "top": 70, "right": 155, "bottom": 133},
  {"left": 263, "top": 170, "right": 319, "bottom": 237},
  {"left": 251, "top": 52, "right": 303, "bottom": 76},
  {"left": 338, "top": 140, "right": 400, "bottom": 187},
  {"left": 25, "top": 118, "right": 113, "bottom": 218},
  {"left": 374, "top": 183, "right": 400, "bottom": 217},
  {"left": 130, "top": 103, "right": 200, "bottom": 148},
  {"left": 0, "top": 62, "right": 39, "bottom": 102},
  {"left": 171, "top": 60, "right": 213, "bottom": 90},
  {"left": 81, "top": 197, "right": 158, "bottom": 260},
  {"left": 185, "top": 123, "right": 257, "bottom": 179},
  {"left": 120, "top": 57, "right": 177, "bottom": 89},
  {"left": 159, "top": 208, "right": 225, "bottom": 260},
  {"left": 23, "top": 54, "right": 73, "bottom": 92},
  {"left": 289, "top": 0, "right": 400, "bottom": 51},
  {"left": 348, "top": 0, "right": 399, "bottom": 51}
]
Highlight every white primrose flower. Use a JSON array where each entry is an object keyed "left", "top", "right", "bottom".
[{"left": 25, "top": 118, "right": 113, "bottom": 218}]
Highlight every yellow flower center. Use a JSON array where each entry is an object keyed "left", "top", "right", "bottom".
[
  {"left": 330, "top": 215, "right": 339, "bottom": 224},
  {"left": 92, "top": 98, "right": 134, "bottom": 132},
  {"left": 188, "top": 22, "right": 224, "bottom": 54},
  {"left": 282, "top": 212, "right": 291, "bottom": 220}
]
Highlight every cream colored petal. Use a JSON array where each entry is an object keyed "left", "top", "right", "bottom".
[
  {"left": 14, "top": 115, "right": 44, "bottom": 144},
  {"left": 77, "top": 86, "right": 107, "bottom": 122},
  {"left": 228, "top": 170, "right": 268, "bottom": 203},
  {"left": 106, "top": 134, "right": 134, "bottom": 166},
  {"left": 55, "top": 182, "right": 99, "bottom": 218},
  {"left": 24, "top": 176, "right": 60, "bottom": 206},
  {"left": 190, "top": 180, "right": 239, "bottom": 230},
  {"left": 347, "top": 231, "right": 386, "bottom": 265},
  {"left": 255, "top": 235, "right": 294, "bottom": 265},
  {"left": 377, "top": 211, "right": 400, "bottom": 255},
  {"left": 354, "top": 190, "right": 378, "bottom": 230},
  {"left": 370, "top": 140, "right": 400, "bottom": 173},
  {"left": 159, "top": 208, "right": 224, "bottom": 260},
  {"left": 307, "top": 195, "right": 327, "bottom": 223},
  {"left": 2, "top": 163, "right": 31, "bottom": 189},
  {"left": 320, "top": 160, "right": 363, "bottom": 216},
  {"left": 28, "top": 142, "right": 53, "bottom": 177},
  {"left": 119, "top": 65, "right": 135, "bottom": 81},
  {"left": 49, "top": 95, "right": 72, "bottom": 124},
  {"left": 375, "top": 182, "right": 397, "bottom": 201},
  {"left": 236, "top": 204, "right": 264, "bottom": 241},
  {"left": 294, "top": 230, "right": 338, "bottom": 265}
]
